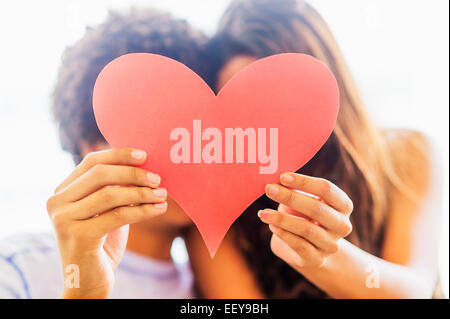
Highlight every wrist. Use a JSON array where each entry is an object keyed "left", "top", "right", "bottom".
[
  {"left": 294, "top": 241, "right": 347, "bottom": 275},
  {"left": 61, "top": 286, "right": 110, "bottom": 299}
]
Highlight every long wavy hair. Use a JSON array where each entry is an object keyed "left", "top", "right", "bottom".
[{"left": 213, "top": 0, "right": 429, "bottom": 298}]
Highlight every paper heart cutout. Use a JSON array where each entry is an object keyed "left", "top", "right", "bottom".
[{"left": 93, "top": 53, "right": 339, "bottom": 257}]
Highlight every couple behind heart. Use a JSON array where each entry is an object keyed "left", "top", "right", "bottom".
[{"left": 93, "top": 52, "right": 339, "bottom": 256}]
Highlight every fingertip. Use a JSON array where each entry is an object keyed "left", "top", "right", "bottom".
[
  {"left": 153, "top": 188, "right": 167, "bottom": 199},
  {"left": 265, "top": 184, "right": 280, "bottom": 197},
  {"left": 147, "top": 172, "right": 161, "bottom": 186},
  {"left": 280, "top": 173, "right": 294, "bottom": 185},
  {"left": 154, "top": 201, "right": 167, "bottom": 212},
  {"left": 130, "top": 149, "right": 147, "bottom": 161},
  {"left": 257, "top": 209, "right": 263, "bottom": 218},
  {"left": 257, "top": 209, "right": 272, "bottom": 220}
]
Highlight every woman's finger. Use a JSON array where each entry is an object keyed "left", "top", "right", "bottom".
[
  {"left": 83, "top": 202, "right": 168, "bottom": 237},
  {"left": 56, "top": 164, "right": 161, "bottom": 202},
  {"left": 265, "top": 183, "right": 351, "bottom": 235},
  {"left": 67, "top": 186, "right": 167, "bottom": 220},
  {"left": 258, "top": 209, "right": 340, "bottom": 254},
  {"left": 268, "top": 224, "right": 325, "bottom": 267},
  {"left": 279, "top": 173, "right": 353, "bottom": 214},
  {"left": 54, "top": 148, "right": 147, "bottom": 194}
]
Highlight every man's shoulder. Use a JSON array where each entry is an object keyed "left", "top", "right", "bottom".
[{"left": 0, "top": 232, "right": 62, "bottom": 298}]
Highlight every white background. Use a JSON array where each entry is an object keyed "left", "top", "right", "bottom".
[{"left": 0, "top": 0, "right": 448, "bottom": 297}]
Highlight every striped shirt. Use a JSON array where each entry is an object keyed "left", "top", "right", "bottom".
[{"left": 0, "top": 233, "right": 194, "bottom": 299}]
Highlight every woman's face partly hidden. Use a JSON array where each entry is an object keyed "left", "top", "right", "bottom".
[
  {"left": 80, "top": 142, "right": 193, "bottom": 229},
  {"left": 216, "top": 55, "right": 259, "bottom": 91}
]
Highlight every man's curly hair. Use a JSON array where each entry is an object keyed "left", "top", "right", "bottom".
[{"left": 52, "top": 8, "right": 210, "bottom": 164}]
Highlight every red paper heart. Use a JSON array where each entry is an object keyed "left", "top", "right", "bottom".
[{"left": 93, "top": 53, "right": 339, "bottom": 257}]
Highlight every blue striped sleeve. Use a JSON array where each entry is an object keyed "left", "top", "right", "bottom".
[{"left": 0, "top": 254, "right": 28, "bottom": 299}]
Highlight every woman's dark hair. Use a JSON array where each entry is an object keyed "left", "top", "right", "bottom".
[
  {"left": 52, "top": 8, "right": 210, "bottom": 164},
  {"left": 214, "top": 0, "right": 430, "bottom": 298}
]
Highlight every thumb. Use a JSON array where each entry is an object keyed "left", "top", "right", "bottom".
[{"left": 104, "top": 224, "right": 129, "bottom": 269}]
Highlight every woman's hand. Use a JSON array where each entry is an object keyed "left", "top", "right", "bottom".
[
  {"left": 258, "top": 173, "right": 353, "bottom": 269},
  {"left": 46, "top": 148, "right": 167, "bottom": 298}
]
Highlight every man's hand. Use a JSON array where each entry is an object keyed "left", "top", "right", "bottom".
[{"left": 47, "top": 148, "right": 167, "bottom": 298}]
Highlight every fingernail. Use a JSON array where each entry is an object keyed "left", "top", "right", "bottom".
[
  {"left": 281, "top": 173, "right": 294, "bottom": 184},
  {"left": 147, "top": 172, "right": 161, "bottom": 185},
  {"left": 266, "top": 184, "right": 279, "bottom": 197},
  {"left": 257, "top": 210, "right": 272, "bottom": 219},
  {"left": 154, "top": 202, "right": 167, "bottom": 210},
  {"left": 153, "top": 188, "right": 166, "bottom": 198},
  {"left": 131, "top": 150, "right": 146, "bottom": 160}
]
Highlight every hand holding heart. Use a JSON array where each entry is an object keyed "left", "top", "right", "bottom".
[
  {"left": 259, "top": 173, "right": 353, "bottom": 268},
  {"left": 93, "top": 53, "right": 339, "bottom": 256},
  {"left": 47, "top": 148, "right": 167, "bottom": 299}
]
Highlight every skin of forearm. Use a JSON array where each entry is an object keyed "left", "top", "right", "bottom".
[{"left": 294, "top": 239, "right": 435, "bottom": 299}]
